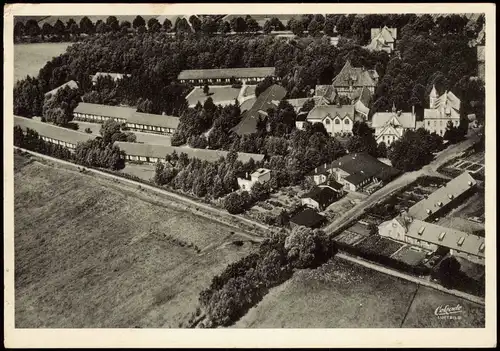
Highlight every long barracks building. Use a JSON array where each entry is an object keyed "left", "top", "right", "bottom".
[
  {"left": 14, "top": 115, "right": 96, "bottom": 151},
  {"left": 73, "top": 103, "right": 179, "bottom": 136}
]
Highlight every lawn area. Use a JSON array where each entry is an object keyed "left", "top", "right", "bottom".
[
  {"left": 186, "top": 86, "right": 241, "bottom": 107},
  {"left": 402, "top": 286, "right": 485, "bottom": 328},
  {"left": 119, "top": 162, "right": 157, "bottom": 182},
  {"left": 355, "top": 235, "right": 404, "bottom": 257},
  {"left": 234, "top": 257, "right": 418, "bottom": 328},
  {"left": 14, "top": 154, "right": 254, "bottom": 328},
  {"left": 391, "top": 245, "right": 427, "bottom": 266},
  {"left": 234, "top": 256, "right": 485, "bottom": 328},
  {"left": 14, "top": 42, "right": 72, "bottom": 82}
]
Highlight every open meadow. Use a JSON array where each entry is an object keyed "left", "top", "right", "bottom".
[
  {"left": 14, "top": 42, "right": 72, "bottom": 82},
  {"left": 14, "top": 153, "right": 255, "bottom": 328},
  {"left": 235, "top": 257, "right": 485, "bottom": 328}
]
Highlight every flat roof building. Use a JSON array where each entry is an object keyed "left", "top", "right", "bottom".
[
  {"left": 73, "top": 102, "right": 136, "bottom": 124},
  {"left": 177, "top": 67, "right": 276, "bottom": 84},
  {"left": 115, "top": 141, "right": 265, "bottom": 164},
  {"left": 14, "top": 115, "right": 95, "bottom": 151},
  {"left": 126, "top": 111, "right": 180, "bottom": 135}
]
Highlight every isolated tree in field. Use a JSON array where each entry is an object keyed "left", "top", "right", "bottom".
[
  {"left": 133, "top": 15, "right": 146, "bottom": 29},
  {"left": 162, "top": 18, "right": 172, "bottom": 32},
  {"left": 203, "top": 83, "right": 210, "bottom": 96},
  {"left": 433, "top": 256, "right": 461, "bottom": 289}
]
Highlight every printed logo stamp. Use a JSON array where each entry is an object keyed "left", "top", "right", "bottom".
[{"left": 434, "top": 304, "right": 464, "bottom": 320}]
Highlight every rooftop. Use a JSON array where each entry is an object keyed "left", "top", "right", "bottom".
[
  {"left": 307, "top": 104, "right": 356, "bottom": 121},
  {"left": 370, "top": 26, "right": 397, "bottom": 41},
  {"left": 127, "top": 111, "right": 180, "bottom": 129},
  {"left": 92, "top": 72, "right": 130, "bottom": 82},
  {"left": 406, "top": 219, "right": 484, "bottom": 258},
  {"left": 45, "top": 80, "right": 79, "bottom": 97},
  {"left": 330, "top": 152, "right": 400, "bottom": 182},
  {"left": 332, "top": 60, "right": 378, "bottom": 88},
  {"left": 74, "top": 102, "right": 136, "bottom": 121},
  {"left": 408, "top": 172, "right": 477, "bottom": 221},
  {"left": 232, "top": 84, "right": 287, "bottom": 136},
  {"left": 251, "top": 168, "right": 271, "bottom": 178},
  {"left": 14, "top": 115, "right": 96, "bottom": 145},
  {"left": 114, "top": 141, "right": 265, "bottom": 164},
  {"left": 372, "top": 110, "right": 416, "bottom": 129},
  {"left": 301, "top": 186, "right": 338, "bottom": 207},
  {"left": 290, "top": 208, "right": 326, "bottom": 228},
  {"left": 178, "top": 67, "right": 276, "bottom": 81}
]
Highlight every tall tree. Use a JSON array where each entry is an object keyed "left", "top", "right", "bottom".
[{"left": 132, "top": 15, "right": 146, "bottom": 29}]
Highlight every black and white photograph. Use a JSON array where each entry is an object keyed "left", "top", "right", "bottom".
[{"left": 3, "top": 3, "right": 496, "bottom": 348}]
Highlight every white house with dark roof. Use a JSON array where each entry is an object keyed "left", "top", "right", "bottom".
[
  {"left": 303, "top": 104, "right": 364, "bottom": 136},
  {"left": 237, "top": 168, "right": 271, "bottom": 191},
  {"left": 424, "top": 85, "right": 461, "bottom": 136},
  {"left": 372, "top": 104, "right": 416, "bottom": 145}
]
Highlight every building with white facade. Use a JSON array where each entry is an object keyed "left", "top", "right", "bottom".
[
  {"left": 366, "top": 26, "right": 397, "bottom": 53},
  {"left": 371, "top": 104, "right": 416, "bottom": 145},
  {"left": 237, "top": 168, "right": 271, "bottom": 191},
  {"left": 424, "top": 85, "right": 461, "bottom": 136},
  {"left": 73, "top": 102, "right": 136, "bottom": 124}
]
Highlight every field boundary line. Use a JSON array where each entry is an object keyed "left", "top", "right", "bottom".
[
  {"left": 14, "top": 147, "right": 271, "bottom": 239},
  {"left": 336, "top": 252, "right": 485, "bottom": 306}
]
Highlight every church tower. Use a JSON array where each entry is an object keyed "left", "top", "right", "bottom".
[{"left": 429, "top": 84, "right": 438, "bottom": 109}]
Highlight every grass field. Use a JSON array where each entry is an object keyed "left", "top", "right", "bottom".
[
  {"left": 235, "top": 257, "right": 418, "bottom": 328},
  {"left": 14, "top": 153, "right": 254, "bottom": 328},
  {"left": 14, "top": 42, "right": 72, "bottom": 82},
  {"left": 235, "top": 257, "right": 485, "bottom": 328},
  {"left": 186, "top": 86, "right": 241, "bottom": 107}
]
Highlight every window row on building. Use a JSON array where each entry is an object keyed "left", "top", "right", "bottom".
[{"left": 73, "top": 112, "right": 127, "bottom": 124}]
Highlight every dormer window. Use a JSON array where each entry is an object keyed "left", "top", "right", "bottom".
[
  {"left": 438, "top": 232, "right": 446, "bottom": 241},
  {"left": 344, "top": 119, "right": 350, "bottom": 124},
  {"left": 457, "top": 236, "right": 465, "bottom": 246},
  {"left": 426, "top": 209, "right": 432, "bottom": 214},
  {"left": 325, "top": 119, "right": 331, "bottom": 125},
  {"left": 468, "top": 181, "right": 473, "bottom": 186},
  {"left": 418, "top": 226, "right": 425, "bottom": 235},
  {"left": 335, "top": 119, "right": 340, "bottom": 124},
  {"left": 436, "top": 202, "right": 443, "bottom": 207},
  {"left": 448, "top": 194, "right": 454, "bottom": 199}
]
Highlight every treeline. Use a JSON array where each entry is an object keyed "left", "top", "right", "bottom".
[
  {"left": 13, "top": 124, "right": 126, "bottom": 170},
  {"left": 196, "top": 226, "right": 337, "bottom": 328},
  {"left": 154, "top": 150, "right": 261, "bottom": 200}
]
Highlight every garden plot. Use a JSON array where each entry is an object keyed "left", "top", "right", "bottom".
[{"left": 390, "top": 245, "right": 428, "bottom": 266}]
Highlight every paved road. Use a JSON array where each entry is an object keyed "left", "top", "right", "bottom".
[
  {"left": 337, "top": 252, "right": 485, "bottom": 305},
  {"left": 324, "top": 134, "right": 481, "bottom": 234}
]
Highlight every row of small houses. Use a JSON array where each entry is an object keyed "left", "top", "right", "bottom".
[
  {"left": 72, "top": 102, "right": 179, "bottom": 135},
  {"left": 13, "top": 115, "right": 265, "bottom": 165}
]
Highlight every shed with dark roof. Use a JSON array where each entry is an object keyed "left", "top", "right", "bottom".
[{"left": 290, "top": 208, "right": 327, "bottom": 229}]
